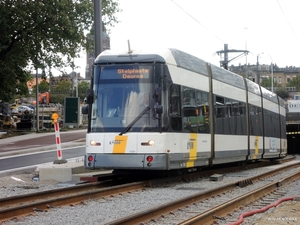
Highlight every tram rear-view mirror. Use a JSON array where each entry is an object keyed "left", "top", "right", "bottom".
[
  {"left": 85, "top": 89, "right": 94, "bottom": 104},
  {"left": 82, "top": 105, "right": 89, "bottom": 115}
]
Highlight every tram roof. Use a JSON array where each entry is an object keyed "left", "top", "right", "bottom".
[{"left": 93, "top": 48, "right": 283, "bottom": 105}]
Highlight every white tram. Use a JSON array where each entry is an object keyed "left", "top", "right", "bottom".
[{"left": 82, "top": 48, "right": 287, "bottom": 172}]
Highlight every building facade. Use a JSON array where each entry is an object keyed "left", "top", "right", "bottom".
[{"left": 229, "top": 64, "right": 300, "bottom": 91}]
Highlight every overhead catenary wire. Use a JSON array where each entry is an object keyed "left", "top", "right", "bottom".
[
  {"left": 276, "top": 0, "right": 300, "bottom": 46},
  {"left": 170, "top": 0, "right": 226, "bottom": 45},
  {"left": 170, "top": 0, "right": 239, "bottom": 63}
]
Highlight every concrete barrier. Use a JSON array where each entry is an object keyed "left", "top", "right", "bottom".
[{"left": 39, "top": 161, "right": 86, "bottom": 182}]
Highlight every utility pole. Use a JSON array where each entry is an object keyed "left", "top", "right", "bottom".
[
  {"left": 94, "top": 0, "right": 102, "bottom": 58},
  {"left": 217, "top": 44, "right": 249, "bottom": 70},
  {"left": 49, "top": 67, "right": 51, "bottom": 93},
  {"left": 35, "top": 66, "right": 39, "bottom": 132}
]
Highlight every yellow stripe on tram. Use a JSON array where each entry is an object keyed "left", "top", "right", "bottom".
[
  {"left": 253, "top": 136, "right": 259, "bottom": 159},
  {"left": 113, "top": 135, "right": 128, "bottom": 154},
  {"left": 186, "top": 133, "right": 197, "bottom": 167}
]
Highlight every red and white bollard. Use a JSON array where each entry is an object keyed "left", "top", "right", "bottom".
[
  {"left": 52, "top": 113, "right": 67, "bottom": 164},
  {"left": 54, "top": 122, "right": 62, "bottom": 160}
]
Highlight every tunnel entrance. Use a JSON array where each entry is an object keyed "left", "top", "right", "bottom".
[{"left": 286, "top": 123, "right": 300, "bottom": 155}]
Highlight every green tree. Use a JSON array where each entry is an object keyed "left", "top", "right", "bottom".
[
  {"left": 32, "top": 80, "right": 49, "bottom": 95},
  {"left": 260, "top": 77, "right": 280, "bottom": 90},
  {"left": 261, "top": 77, "right": 290, "bottom": 99},
  {"left": 51, "top": 80, "right": 72, "bottom": 104},
  {"left": 286, "top": 74, "right": 300, "bottom": 90},
  {"left": 53, "top": 80, "right": 72, "bottom": 95},
  {"left": 275, "top": 87, "right": 290, "bottom": 100},
  {"left": 0, "top": 0, "right": 120, "bottom": 102}
]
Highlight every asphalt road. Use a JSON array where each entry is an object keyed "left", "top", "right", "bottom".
[
  {"left": 0, "top": 130, "right": 86, "bottom": 152},
  {"left": 0, "top": 146, "right": 85, "bottom": 171},
  {"left": 0, "top": 130, "right": 86, "bottom": 173}
]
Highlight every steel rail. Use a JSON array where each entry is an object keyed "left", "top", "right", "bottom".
[
  {"left": 179, "top": 171, "right": 300, "bottom": 225},
  {"left": 0, "top": 156, "right": 296, "bottom": 223},
  {"left": 0, "top": 179, "right": 146, "bottom": 222},
  {"left": 0, "top": 173, "right": 120, "bottom": 208},
  {"left": 104, "top": 161, "right": 300, "bottom": 225}
]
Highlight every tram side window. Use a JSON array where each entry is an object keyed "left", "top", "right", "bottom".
[
  {"left": 182, "top": 88, "right": 209, "bottom": 133},
  {"left": 271, "top": 111, "right": 280, "bottom": 137},
  {"left": 264, "top": 109, "right": 280, "bottom": 138},
  {"left": 214, "top": 96, "right": 225, "bottom": 134},
  {"left": 226, "top": 100, "right": 247, "bottom": 135},
  {"left": 214, "top": 96, "right": 247, "bottom": 135},
  {"left": 182, "top": 87, "right": 197, "bottom": 132},
  {"left": 170, "top": 85, "right": 182, "bottom": 131},
  {"left": 196, "top": 91, "right": 209, "bottom": 133},
  {"left": 249, "top": 104, "right": 263, "bottom": 136},
  {"left": 264, "top": 110, "right": 271, "bottom": 136},
  {"left": 281, "top": 114, "right": 286, "bottom": 138},
  {"left": 233, "top": 102, "right": 247, "bottom": 135}
]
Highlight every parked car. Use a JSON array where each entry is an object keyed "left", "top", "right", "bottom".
[
  {"left": 10, "top": 103, "right": 18, "bottom": 109},
  {"left": 27, "top": 105, "right": 35, "bottom": 111},
  {"left": 12, "top": 106, "right": 34, "bottom": 114}
]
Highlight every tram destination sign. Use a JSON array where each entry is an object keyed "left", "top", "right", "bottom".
[
  {"left": 102, "top": 66, "right": 151, "bottom": 80},
  {"left": 117, "top": 68, "right": 150, "bottom": 79}
]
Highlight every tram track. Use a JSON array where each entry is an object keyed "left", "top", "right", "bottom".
[
  {"left": 0, "top": 156, "right": 296, "bottom": 223},
  {"left": 180, "top": 171, "right": 300, "bottom": 225},
  {"left": 104, "top": 158, "right": 300, "bottom": 225},
  {"left": 0, "top": 174, "right": 147, "bottom": 222}
]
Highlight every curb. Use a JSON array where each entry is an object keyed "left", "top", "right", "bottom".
[{"left": 0, "top": 140, "right": 85, "bottom": 158}]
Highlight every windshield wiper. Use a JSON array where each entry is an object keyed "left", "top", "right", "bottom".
[{"left": 119, "top": 106, "right": 150, "bottom": 135}]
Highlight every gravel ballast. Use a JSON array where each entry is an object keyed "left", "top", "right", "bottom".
[{"left": 1, "top": 157, "right": 300, "bottom": 225}]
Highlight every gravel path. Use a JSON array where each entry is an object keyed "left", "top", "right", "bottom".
[{"left": 1, "top": 157, "right": 300, "bottom": 225}]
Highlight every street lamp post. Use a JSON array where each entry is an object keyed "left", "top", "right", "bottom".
[
  {"left": 256, "top": 54, "right": 260, "bottom": 84},
  {"left": 271, "top": 59, "right": 273, "bottom": 93},
  {"left": 262, "top": 52, "right": 274, "bottom": 93}
]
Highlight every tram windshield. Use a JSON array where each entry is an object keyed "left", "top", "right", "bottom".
[{"left": 90, "top": 65, "right": 156, "bottom": 132}]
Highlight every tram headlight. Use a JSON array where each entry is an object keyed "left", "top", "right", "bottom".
[
  {"left": 90, "top": 140, "right": 101, "bottom": 146},
  {"left": 148, "top": 140, "right": 154, "bottom": 146},
  {"left": 141, "top": 140, "right": 154, "bottom": 146}
]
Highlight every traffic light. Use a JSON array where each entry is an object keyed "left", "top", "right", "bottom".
[{"left": 42, "top": 68, "right": 46, "bottom": 80}]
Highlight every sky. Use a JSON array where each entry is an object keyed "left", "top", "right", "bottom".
[{"left": 62, "top": 0, "right": 300, "bottom": 77}]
